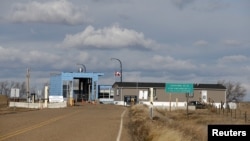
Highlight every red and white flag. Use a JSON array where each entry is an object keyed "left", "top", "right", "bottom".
[{"left": 114, "top": 71, "right": 121, "bottom": 77}]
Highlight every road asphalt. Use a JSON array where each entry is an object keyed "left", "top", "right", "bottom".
[{"left": 0, "top": 104, "right": 132, "bottom": 141}]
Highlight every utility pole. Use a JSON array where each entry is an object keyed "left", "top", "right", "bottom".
[{"left": 26, "top": 68, "right": 30, "bottom": 102}]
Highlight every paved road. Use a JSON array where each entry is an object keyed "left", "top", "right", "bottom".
[{"left": 0, "top": 104, "right": 131, "bottom": 141}]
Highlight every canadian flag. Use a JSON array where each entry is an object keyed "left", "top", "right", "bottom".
[{"left": 114, "top": 71, "right": 121, "bottom": 77}]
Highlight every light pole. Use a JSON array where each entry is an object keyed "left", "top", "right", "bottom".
[
  {"left": 111, "top": 58, "right": 122, "bottom": 82},
  {"left": 76, "top": 63, "right": 86, "bottom": 102},
  {"left": 76, "top": 63, "right": 86, "bottom": 72}
]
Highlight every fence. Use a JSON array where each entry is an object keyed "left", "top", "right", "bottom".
[{"left": 211, "top": 107, "right": 250, "bottom": 123}]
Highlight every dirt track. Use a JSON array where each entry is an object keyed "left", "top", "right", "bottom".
[{"left": 0, "top": 104, "right": 132, "bottom": 141}]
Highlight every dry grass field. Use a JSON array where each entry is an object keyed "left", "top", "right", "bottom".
[{"left": 127, "top": 103, "right": 250, "bottom": 141}]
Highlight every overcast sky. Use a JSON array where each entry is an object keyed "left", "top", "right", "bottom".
[{"left": 0, "top": 0, "right": 249, "bottom": 100}]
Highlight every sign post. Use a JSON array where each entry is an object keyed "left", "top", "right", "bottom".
[
  {"left": 149, "top": 88, "right": 154, "bottom": 119},
  {"left": 165, "top": 83, "right": 193, "bottom": 116}
]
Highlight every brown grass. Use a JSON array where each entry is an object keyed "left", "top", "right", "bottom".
[{"left": 128, "top": 103, "right": 250, "bottom": 141}]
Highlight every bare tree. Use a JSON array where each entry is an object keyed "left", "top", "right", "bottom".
[
  {"left": 0, "top": 81, "right": 10, "bottom": 96},
  {"left": 0, "top": 81, "right": 27, "bottom": 98},
  {"left": 10, "top": 81, "right": 15, "bottom": 89},
  {"left": 20, "top": 82, "right": 26, "bottom": 98},
  {"left": 218, "top": 80, "right": 246, "bottom": 102}
]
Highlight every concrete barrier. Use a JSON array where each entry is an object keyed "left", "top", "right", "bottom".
[
  {"left": 9, "top": 101, "right": 67, "bottom": 109},
  {"left": 99, "top": 98, "right": 114, "bottom": 104},
  {"left": 48, "top": 101, "right": 67, "bottom": 108},
  {"left": 9, "top": 102, "right": 40, "bottom": 109}
]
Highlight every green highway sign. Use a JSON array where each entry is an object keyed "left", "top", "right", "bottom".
[{"left": 165, "top": 83, "right": 193, "bottom": 93}]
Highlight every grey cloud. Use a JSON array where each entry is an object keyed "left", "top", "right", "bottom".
[
  {"left": 0, "top": 0, "right": 249, "bottom": 100},
  {"left": 217, "top": 55, "right": 248, "bottom": 64},
  {"left": 193, "top": 40, "right": 208, "bottom": 46},
  {"left": 8, "top": 0, "right": 90, "bottom": 25},
  {"left": 171, "top": 0, "right": 195, "bottom": 9},
  {"left": 222, "top": 40, "right": 242, "bottom": 46},
  {"left": 192, "top": 0, "right": 229, "bottom": 12},
  {"left": 61, "top": 24, "right": 156, "bottom": 49}
]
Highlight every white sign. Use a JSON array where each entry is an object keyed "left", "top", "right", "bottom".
[
  {"left": 49, "top": 96, "right": 64, "bottom": 102},
  {"left": 228, "top": 102, "right": 237, "bottom": 109},
  {"left": 201, "top": 90, "right": 207, "bottom": 103},
  {"left": 139, "top": 90, "right": 143, "bottom": 99},
  {"left": 10, "top": 88, "right": 20, "bottom": 98}
]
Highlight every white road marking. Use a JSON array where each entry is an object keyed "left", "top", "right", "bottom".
[{"left": 116, "top": 109, "right": 126, "bottom": 141}]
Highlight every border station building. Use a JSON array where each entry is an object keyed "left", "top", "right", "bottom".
[{"left": 49, "top": 72, "right": 104, "bottom": 104}]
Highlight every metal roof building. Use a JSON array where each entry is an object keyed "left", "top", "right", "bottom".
[{"left": 112, "top": 82, "right": 227, "bottom": 108}]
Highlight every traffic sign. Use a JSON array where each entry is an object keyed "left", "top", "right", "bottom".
[{"left": 165, "top": 83, "right": 193, "bottom": 93}]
